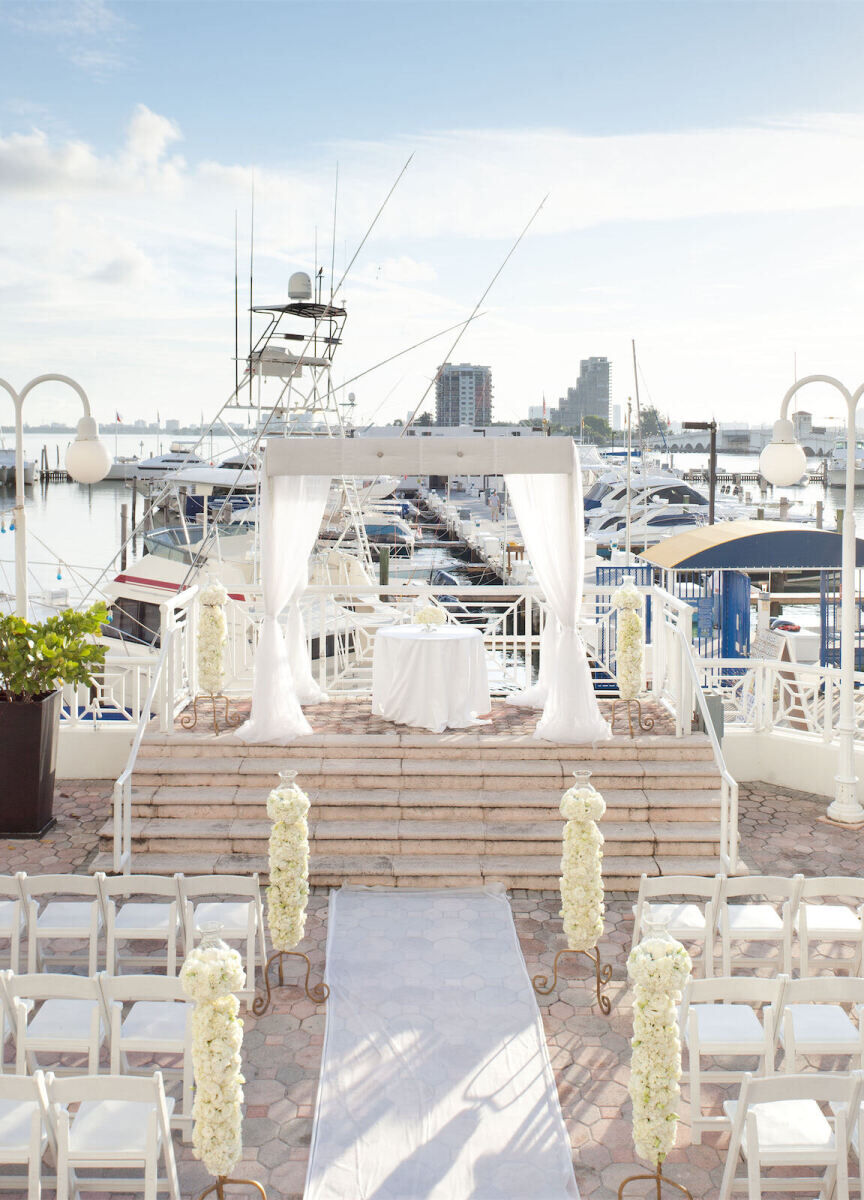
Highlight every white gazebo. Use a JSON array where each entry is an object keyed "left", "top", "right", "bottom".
[{"left": 236, "top": 436, "right": 610, "bottom": 746}]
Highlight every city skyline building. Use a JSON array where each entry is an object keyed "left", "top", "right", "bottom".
[
  {"left": 550, "top": 357, "right": 611, "bottom": 428},
  {"left": 435, "top": 362, "right": 493, "bottom": 426}
]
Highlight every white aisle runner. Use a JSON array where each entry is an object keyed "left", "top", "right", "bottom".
[{"left": 305, "top": 886, "right": 580, "bottom": 1200}]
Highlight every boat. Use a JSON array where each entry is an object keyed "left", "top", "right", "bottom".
[
  {"left": 135, "top": 442, "right": 207, "bottom": 479},
  {"left": 827, "top": 437, "right": 864, "bottom": 487},
  {"left": 105, "top": 455, "right": 140, "bottom": 481},
  {"left": 0, "top": 448, "right": 38, "bottom": 486}
]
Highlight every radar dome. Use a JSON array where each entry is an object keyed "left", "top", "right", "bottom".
[{"left": 288, "top": 271, "right": 312, "bottom": 300}]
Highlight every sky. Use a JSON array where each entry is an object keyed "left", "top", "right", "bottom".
[{"left": 2, "top": 0, "right": 864, "bottom": 432}]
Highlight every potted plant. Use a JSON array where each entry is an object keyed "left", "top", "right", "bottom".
[{"left": 0, "top": 603, "right": 108, "bottom": 836}]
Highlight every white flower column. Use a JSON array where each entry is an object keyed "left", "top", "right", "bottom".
[
  {"left": 253, "top": 770, "right": 329, "bottom": 1013},
  {"left": 180, "top": 933, "right": 266, "bottom": 1198},
  {"left": 610, "top": 575, "right": 653, "bottom": 737},
  {"left": 532, "top": 770, "right": 613, "bottom": 1014},
  {"left": 181, "top": 580, "right": 240, "bottom": 735},
  {"left": 619, "top": 934, "right": 693, "bottom": 1199}
]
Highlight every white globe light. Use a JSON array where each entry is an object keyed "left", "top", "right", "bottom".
[
  {"left": 66, "top": 416, "right": 111, "bottom": 484},
  {"left": 759, "top": 418, "right": 808, "bottom": 487}
]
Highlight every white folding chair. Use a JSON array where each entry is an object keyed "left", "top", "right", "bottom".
[
  {"left": 718, "top": 874, "right": 803, "bottom": 976},
  {"left": 719, "top": 1070, "right": 863, "bottom": 1200},
  {"left": 779, "top": 976, "right": 864, "bottom": 1073},
  {"left": 98, "top": 973, "right": 193, "bottom": 1140},
  {"left": 98, "top": 874, "right": 183, "bottom": 976},
  {"left": 796, "top": 876, "right": 864, "bottom": 978},
  {"left": 0, "top": 1071, "right": 48, "bottom": 1198},
  {"left": 4, "top": 973, "right": 106, "bottom": 1076},
  {"left": 46, "top": 1071, "right": 180, "bottom": 1200},
  {"left": 631, "top": 873, "right": 722, "bottom": 977},
  {"left": 22, "top": 874, "right": 105, "bottom": 976},
  {"left": 0, "top": 875, "right": 27, "bottom": 974},
  {"left": 679, "top": 975, "right": 787, "bottom": 1143},
  {"left": 179, "top": 873, "right": 265, "bottom": 1006}
]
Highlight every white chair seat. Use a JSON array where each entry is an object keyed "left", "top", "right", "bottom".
[
  {"left": 37, "top": 901, "right": 98, "bottom": 933},
  {"left": 781, "top": 1004, "right": 859, "bottom": 1046},
  {"left": 687, "top": 1004, "right": 766, "bottom": 1048},
  {"left": 0, "top": 1098, "right": 39, "bottom": 1153},
  {"left": 723, "top": 1098, "right": 835, "bottom": 1153},
  {"left": 28, "top": 998, "right": 99, "bottom": 1041},
  {"left": 0, "top": 900, "right": 22, "bottom": 936},
  {"left": 725, "top": 904, "right": 784, "bottom": 934},
  {"left": 193, "top": 901, "right": 252, "bottom": 936},
  {"left": 121, "top": 1002, "right": 188, "bottom": 1045},
  {"left": 68, "top": 1096, "right": 176, "bottom": 1156},
  {"left": 796, "top": 904, "right": 862, "bottom": 934},
  {"left": 642, "top": 902, "right": 707, "bottom": 932},
  {"left": 113, "top": 903, "right": 175, "bottom": 934}
]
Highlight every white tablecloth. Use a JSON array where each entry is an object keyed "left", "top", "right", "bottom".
[{"left": 371, "top": 624, "right": 491, "bottom": 732}]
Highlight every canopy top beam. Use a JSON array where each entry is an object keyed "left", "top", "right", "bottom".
[{"left": 265, "top": 436, "right": 575, "bottom": 477}]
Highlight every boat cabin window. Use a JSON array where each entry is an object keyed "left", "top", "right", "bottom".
[{"left": 107, "top": 598, "right": 162, "bottom": 647}]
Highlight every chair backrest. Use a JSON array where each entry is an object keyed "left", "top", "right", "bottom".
[
  {"left": 97, "top": 875, "right": 182, "bottom": 903},
  {"left": 178, "top": 873, "right": 261, "bottom": 902},
  {"left": 798, "top": 876, "right": 864, "bottom": 904},
  {"left": 21, "top": 874, "right": 104, "bottom": 900},
  {"left": 639, "top": 873, "right": 722, "bottom": 901},
  {"left": 737, "top": 1069, "right": 862, "bottom": 1108},
  {"left": 97, "top": 973, "right": 188, "bottom": 1006},
  {"left": 680, "top": 975, "right": 787, "bottom": 1030},
  {"left": 722, "top": 875, "right": 803, "bottom": 903},
  {"left": 0, "top": 874, "right": 26, "bottom": 902},
  {"left": 47, "top": 1070, "right": 168, "bottom": 1107},
  {"left": 5, "top": 972, "right": 102, "bottom": 1005},
  {"left": 0, "top": 1071, "right": 44, "bottom": 1102},
  {"left": 784, "top": 976, "right": 864, "bottom": 1007}
]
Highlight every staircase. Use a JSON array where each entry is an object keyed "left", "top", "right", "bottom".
[{"left": 92, "top": 729, "right": 727, "bottom": 891}]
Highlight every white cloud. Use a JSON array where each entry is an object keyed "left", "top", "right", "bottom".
[
  {"left": 1, "top": 107, "right": 864, "bottom": 428},
  {"left": 4, "top": 0, "right": 131, "bottom": 73}
]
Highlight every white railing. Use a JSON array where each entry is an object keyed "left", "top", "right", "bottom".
[
  {"left": 111, "top": 587, "right": 198, "bottom": 873},
  {"left": 695, "top": 656, "right": 864, "bottom": 744}
]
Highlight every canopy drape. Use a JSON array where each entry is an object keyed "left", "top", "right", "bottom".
[
  {"left": 504, "top": 445, "right": 611, "bottom": 744},
  {"left": 235, "top": 472, "right": 331, "bottom": 744}
]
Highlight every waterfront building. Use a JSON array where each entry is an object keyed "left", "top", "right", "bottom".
[
  {"left": 435, "top": 362, "right": 493, "bottom": 426},
  {"left": 550, "top": 357, "right": 611, "bottom": 428}
]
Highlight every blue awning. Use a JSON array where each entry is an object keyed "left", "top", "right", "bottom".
[{"left": 638, "top": 520, "right": 864, "bottom": 570}]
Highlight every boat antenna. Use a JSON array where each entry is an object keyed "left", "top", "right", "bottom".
[
  {"left": 625, "top": 397, "right": 633, "bottom": 562},
  {"left": 248, "top": 173, "right": 255, "bottom": 412},
  {"left": 631, "top": 338, "right": 645, "bottom": 476},
  {"left": 330, "top": 162, "right": 339, "bottom": 304},
  {"left": 401, "top": 193, "right": 549, "bottom": 435},
  {"left": 234, "top": 210, "right": 240, "bottom": 402}
]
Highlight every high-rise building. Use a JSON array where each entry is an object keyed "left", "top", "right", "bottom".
[
  {"left": 435, "top": 363, "right": 493, "bottom": 426},
  {"left": 552, "top": 357, "right": 611, "bottom": 429}
]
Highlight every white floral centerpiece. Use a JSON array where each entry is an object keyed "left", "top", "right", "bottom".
[
  {"left": 198, "top": 580, "right": 229, "bottom": 696},
  {"left": 611, "top": 575, "right": 644, "bottom": 702},
  {"left": 180, "top": 934, "right": 247, "bottom": 1180},
  {"left": 559, "top": 770, "right": 605, "bottom": 952},
  {"left": 626, "top": 933, "right": 692, "bottom": 1169},
  {"left": 265, "top": 770, "right": 310, "bottom": 951},
  {"left": 414, "top": 603, "right": 446, "bottom": 631}
]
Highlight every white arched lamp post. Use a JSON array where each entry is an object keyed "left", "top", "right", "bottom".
[
  {"left": 760, "top": 373, "right": 864, "bottom": 825},
  {"left": 0, "top": 374, "right": 111, "bottom": 618}
]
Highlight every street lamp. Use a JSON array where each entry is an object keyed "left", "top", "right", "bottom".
[
  {"left": 0, "top": 374, "right": 111, "bottom": 618},
  {"left": 759, "top": 373, "right": 864, "bottom": 825}
]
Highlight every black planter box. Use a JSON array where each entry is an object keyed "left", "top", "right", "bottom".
[{"left": 0, "top": 690, "right": 60, "bottom": 837}]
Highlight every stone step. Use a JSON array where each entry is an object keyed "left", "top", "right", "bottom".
[{"left": 89, "top": 847, "right": 727, "bottom": 890}]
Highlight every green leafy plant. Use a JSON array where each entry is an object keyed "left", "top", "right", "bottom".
[{"left": 0, "top": 603, "right": 109, "bottom": 702}]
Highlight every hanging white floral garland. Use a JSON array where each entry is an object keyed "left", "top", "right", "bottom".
[
  {"left": 180, "top": 937, "right": 247, "bottom": 1180},
  {"left": 626, "top": 935, "right": 692, "bottom": 1168},
  {"left": 611, "top": 576, "right": 644, "bottom": 701},
  {"left": 559, "top": 771, "right": 606, "bottom": 953},
  {"left": 198, "top": 581, "right": 229, "bottom": 696},
  {"left": 265, "top": 771, "right": 310, "bottom": 951}
]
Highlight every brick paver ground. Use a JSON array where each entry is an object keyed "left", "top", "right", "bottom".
[{"left": 3, "top": 779, "right": 861, "bottom": 1199}]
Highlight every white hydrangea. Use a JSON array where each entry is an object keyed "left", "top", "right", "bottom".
[
  {"left": 198, "top": 581, "right": 229, "bottom": 696},
  {"left": 180, "top": 939, "right": 247, "bottom": 1179},
  {"left": 626, "top": 936, "right": 692, "bottom": 1167},
  {"left": 559, "top": 776, "right": 606, "bottom": 953},
  {"left": 415, "top": 604, "right": 446, "bottom": 626},
  {"left": 612, "top": 578, "right": 644, "bottom": 702},
  {"left": 266, "top": 774, "right": 310, "bottom": 951}
]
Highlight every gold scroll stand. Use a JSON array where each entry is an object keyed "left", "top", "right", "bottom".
[
  {"left": 180, "top": 693, "right": 242, "bottom": 736},
  {"left": 617, "top": 1163, "right": 692, "bottom": 1199},
  {"left": 253, "top": 949, "right": 329, "bottom": 1015},
  {"left": 532, "top": 946, "right": 613, "bottom": 1015},
  {"left": 610, "top": 697, "right": 654, "bottom": 738},
  {"left": 197, "top": 1176, "right": 267, "bottom": 1200}
]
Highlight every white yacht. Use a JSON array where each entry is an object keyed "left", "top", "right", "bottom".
[
  {"left": 0, "top": 448, "right": 38, "bottom": 485},
  {"left": 827, "top": 437, "right": 864, "bottom": 487},
  {"left": 135, "top": 442, "right": 207, "bottom": 479}
]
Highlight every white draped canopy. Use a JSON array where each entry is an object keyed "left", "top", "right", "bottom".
[{"left": 237, "top": 436, "right": 610, "bottom": 745}]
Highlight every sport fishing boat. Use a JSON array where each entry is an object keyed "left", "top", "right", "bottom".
[{"left": 827, "top": 437, "right": 864, "bottom": 487}]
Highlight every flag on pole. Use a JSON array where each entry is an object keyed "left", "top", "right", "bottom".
[{"left": 115, "top": 411, "right": 122, "bottom": 423}]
